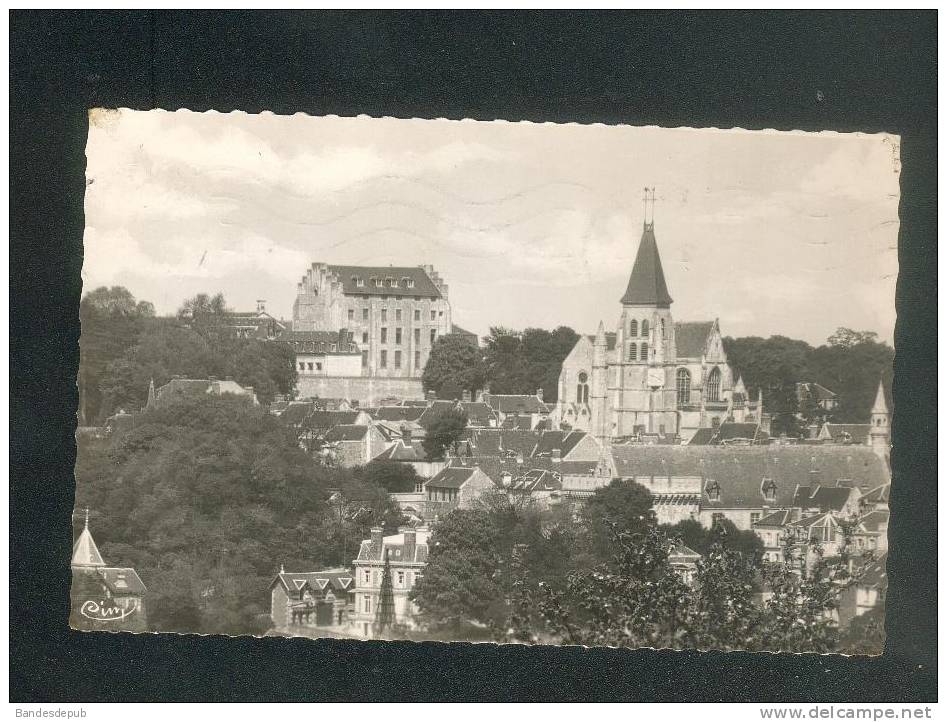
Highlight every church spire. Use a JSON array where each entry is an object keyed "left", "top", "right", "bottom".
[
  {"left": 72, "top": 509, "right": 105, "bottom": 568},
  {"left": 146, "top": 378, "right": 156, "bottom": 409},
  {"left": 871, "top": 378, "right": 889, "bottom": 415},
  {"left": 620, "top": 198, "right": 673, "bottom": 307}
]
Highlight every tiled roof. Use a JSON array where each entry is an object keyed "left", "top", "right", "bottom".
[
  {"left": 859, "top": 509, "right": 889, "bottom": 533},
  {"left": 482, "top": 394, "right": 547, "bottom": 414},
  {"left": 286, "top": 330, "right": 359, "bottom": 354},
  {"left": 500, "top": 414, "right": 533, "bottom": 430},
  {"left": 754, "top": 508, "right": 794, "bottom": 528},
  {"left": 799, "top": 382, "right": 837, "bottom": 401},
  {"left": 533, "top": 430, "right": 588, "bottom": 458},
  {"left": 326, "top": 265, "right": 442, "bottom": 299},
  {"left": 668, "top": 544, "right": 702, "bottom": 562},
  {"left": 509, "top": 468, "right": 563, "bottom": 492},
  {"left": 453, "top": 429, "right": 542, "bottom": 459},
  {"left": 72, "top": 526, "right": 105, "bottom": 567},
  {"left": 860, "top": 483, "right": 890, "bottom": 506},
  {"left": 821, "top": 424, "right": 871, "bottom": 445},
  {"left": 859, "top": 554, "right": 887, "bottom": 589},
  {"left": 279, "top": 401, "right": 315, "bottom": 425},
  {"left": 450, "top": 324, "right": 478, "bottom": 340},
  {"left": 97, "top": 567, "right": 147, "bottom": 595},
  {"left": 674, "top": 322, "right": 715, "bottom": 359},
  {"left": 306, "top": 410, "right": 360, "bottom": 431},
  {"left": 469, "top": 456, "right": 600, "bottom": 485},
  {"left": 373, "top": 440, "right": 430, "bottom": 462},
  {"left": 324, "top": 424, "right": 369, "bottom": 442},
  {"left": 274, "top": 568, "right": 354, "bottom": 596},
  {"left": 461, "top": 402, "right": 496, "bottom": 427},
  {"left": 356, "top": 529, "right": 432, "bottom": 563},
  {"left": 425, "top": 466, "right": 480, "bottom": 489},
  {"left": 610, "top": 445, "right": 889, "bottom": 510},
  {"left": 791, "top": 484, "right": 856, "bottom": 512},
  {"left": 374, "top": 406, "right": 427, "bottom": 423},
  {"left": 686, "top": 427, "right": 717, "bottom": 446},
  {"left": 787, "top": 512, "right": 832, "bottom": 530},
  {"left": 714, "top": 423, "right": 762, "bottom": 444},
  {"left": 620, "top": 223, "right": 673, "bottom": 306}
]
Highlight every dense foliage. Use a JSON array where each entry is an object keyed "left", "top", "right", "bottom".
[
  {"left": 481, "top": 326, "right": 579, "bottom": 403},
  {"left": 421, "top": 334, "right": 487, "bottom": 399},
  {"left": 662, "top": 517, "right": 765, "bottom": 564},
  {"left": 420, "top": 406, "right": 468, "bottom": 460},
  {"left": 723, "top": 327, "right": 894, "bottom": 434},
  {"left": 74, "top": 395, "right": 402, "bottom": 634}
]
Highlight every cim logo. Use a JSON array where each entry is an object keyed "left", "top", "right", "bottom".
[{"left": 79, "top": 598, "right": 139, "bottom": 622}]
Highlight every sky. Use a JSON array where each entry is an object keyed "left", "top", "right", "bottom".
[{"left": 83, "top": 110, "right": 900, "bottom": 346}]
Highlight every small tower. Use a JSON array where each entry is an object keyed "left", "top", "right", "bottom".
[
  {"left": 72, "top": 509, "right": 105, "bottom": 568},
  {"left": 590, "top": 321, "right": 609, "bottom": 444},
  {"left": 146, "top": 378, "right": 156, "bottom": 410},
  {"left": 869, "top": 378, "right": 891, "bottom": 457}
]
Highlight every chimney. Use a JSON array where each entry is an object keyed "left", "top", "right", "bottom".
[
  {"left": 536, "top": 388, "right": 544, "bottom": 402},
  {"left": 551, "top": 447, "right": 561, "bottom": 463},
  {"left": 401, "top": 526, "right": 416, "bottom": 562},
  {"left": 256, "top": 299, "right": 266, "bottom": 313},
  {"left": 462, "top": 389, "right": 472, "bottom": 403},
  {"left": 515, "top": 453, "right": 524, "bottom": 465},
  {"left": 370, "top": 526, "right": 384, "bottom": 558},
  {"left": 474, "top": 389, "right": 483, "bottom": 403},
  {"left": 401, "top": 424, "right": 412, "bottom": 445},
  {"left": 501, "top": 472, "right": 513, "bottom": 487}
]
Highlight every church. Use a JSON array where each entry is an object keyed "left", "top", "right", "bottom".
[{"left": 554, "top": 216, "right": 762, "bottom": 444}]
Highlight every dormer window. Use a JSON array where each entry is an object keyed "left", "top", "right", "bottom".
[
  {"left": 401, "top": 276, "right": 410, "bottom": 287},
  {"left": 705, "top": 479, "right": 721, "bottom": 502},
  {"left": 356, "top": 277, "right": 365, "bottom": 287},
  {"left": 385, "top": 276, "right": 394, "bottom": 287},
  {"left": 761, "top": 478, "right": 778, "bottom": 502},
  {"left": 407, "top": 279, "right": 415, "bottom": 288}
]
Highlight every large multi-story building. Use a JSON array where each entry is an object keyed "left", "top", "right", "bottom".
[
  {"left": 291, "top": 263, "right": 453, "bottom": 403},
  {"left": 554, "top": 220, "right": 762, "bottom": 443}
]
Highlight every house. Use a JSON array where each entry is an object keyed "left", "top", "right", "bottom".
[
  {"left": 70, "top": 513, "right": 147, "bottom": 632},
  {"left": 287, "top": 329, "right": 363, "bottom": 380},
  {"left": 837, "top": 554, "right": 887, "bottom": 628},
  {"left": 610, "top": 445, "right": 890, "bottom": 531},
  {"left": 668, "top": 543, "right": 702, "bottom": 585},
  {"left": 371, "top": 434, "right": 447, "bottom": 478},
  {"left": 351, "top": 526, "right": 431, "bottom": 637},
  {"left": 818, "top": 423, "right": 872, "bottom": 446},
  {"left": 269, "top": 567, "right": 355, "bottom": 631},
  {"left": 796, "top": 382, "right": 838, "bottom": 413},
  {"left": 482, "top": 391, "right": 550, "bottom": 430},
  {"left": 184, "top": 299, "right": 287, "bottom": 341},
  {"left": 322, "top": 424, "right": 391, "bottom": 467},
  {"left": 145, "top": 376, "right": 258, "bottom": 409},
  {"left": 448, "top": 324, "right": 480, "bottom": 348},
  {"left": 753, "top": 508, "right": 794, "bottom": 563},
  {"left": 421, "top": 466, "right": 497, "bottom": 516}
]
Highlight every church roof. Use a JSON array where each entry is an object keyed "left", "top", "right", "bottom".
[
  {"left": 674, "top": 321, "right": 715, "bottom": 359},
  {"left": 620, "top": 223, "right": 673, "bottom": 307},
  {"left": 872, "top": 379, "right": 890, "bottom": 414},
  {"left": 72, "top": 524, "right": 105, "bottom": 567}
]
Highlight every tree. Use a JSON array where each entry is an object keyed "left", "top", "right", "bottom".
[
  {"left": 581, "top": 478, "right": 655, "bottom": 561},
  {"left": 827, "top": 327, "right": 879, "bottom": 349},
  {"left": 662, "top": 517, "right": 764, "bottom": 566},
  {"left": 481, "top": 326, "right": 579, "bottom": 402},
  {"left": 421, "top": 406, "right": 468, "bottom": 460},
  {"left": 422, "top": 334, "right": 486, "bottom": 399},
  {"left": 360, "top": 461, "right": 421, "bottom": 493}
]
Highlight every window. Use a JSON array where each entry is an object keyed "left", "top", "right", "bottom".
[
  {"left": 630, "top": 319, "right": 638, "bottom": 336},
  {"left": 408, "top": 279, "right": 415, "bottom": 288},
  {"left": 362, "top": 308, "right": 369, "bottom": 321},
  {"left": 397, "top": 571, "right": 405, "bottom": 586},
  {"left": 711, "top": 416, "right": 721, "bottom": 430},
  {"left": 707, "top": 367, "right": 721, "bottom": 402},
  {"left": 751, "top": 512, "right": 762, "bottom": 525},
  {"left": 414, "top": 328, "right": 421, "bottom": 344},
  {"left": 395, "top": 328, "right": 402, "bottom": 345},
  {"left": 414, "top": 350, "right": 421, "bottom": 368},
  {"left": 396, "top": 309, "right": 402, "bottom": 322},
  {"left": 394, "top": 350, "right": 402, "bottom": 369},
  {"left": 401, "top": 277, "right": 410, "bottom": 287},
  {"left": 363, "top": 570, "right": 370, "bottom": 585},
  {"left": 576, "top": 371, "right": 590, "bottom": 404},
  {"left": 316, "top": 362, "right": 322, "bottom": 371},
  {"left": 761, "top": 478, "right": 778, "bottom": 502},
  {"left": 641, "top": 319, "right": 650, "bottom": 336},
  {"left": 381, "top": 309, "right": 387, "bottom": 323},
  {"left": 439, "top": 311, "right": 444, "bottom": 317},
  {"left": 307, "top": 362, "right": 314, "bottom": 371},
  {"left": 431, "top": 310, "right": 436, "bottom": 321},
  {"left": 380, "top": 328, "right": 388, "bottom": 344},
  {"left": 414, "top": 309, "right": 420, "bottom": 321},
  {"left": 430, "top": 329, "right": 437, "bottom": 345},
  {"left": 361, "top": 350, "right": 368, "bottom": 368},
  {"left": 363, "top": 595, "right": 371, "bottom": 613},
  {"left": 676, "top": 368, "right": 691, "bottom": 408},
  {"left": 706, "top": 480, "right": 721, "bottom": 502},
  {"left": 362, "top": 331, "right": 368, "bottom": 344},
  {"left": 628, "top": 343, "right": 638, "bottom": 361},
  {"left": 641, "top": 342, "right": 649, "bottom": 359},
  {"left": 375, "top": 278, "right": 383, "bottom": 288},
  {"left": 346, "top": 308, "right": 354, "bottom": 322},
  {"left": 380, "top": 350, "right": 387, "bottom": 368},
  {"left": 661, "top": 318, "right": 666, "bottom": 338},
  {"left": 299, "top": 362, "right": 305, "bottom": 371},
  {"left": 356, "top": 277, "right": 365, "bottom": 288}
]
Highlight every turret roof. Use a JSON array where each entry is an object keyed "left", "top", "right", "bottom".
[
  {"left": 620, "top": 223, "right": 673, "bottom": 307},
  {"left": 872, "top": 379, "right": 890, "bottom": 415},
  {"left": 72, "top": 523, "right": 105, "bottom": 568}
]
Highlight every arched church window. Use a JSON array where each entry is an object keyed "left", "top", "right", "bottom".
[
  {"left": 628, "top": 343, "right": 637, "bottom": 361},
  {"left": 661, "top": 319, "right": 666, "bottom": 339},
  {"left": 641, "top": 342, "right": 649, "bottom": 360},
  {"left": 576, "top": 372, "right": 590, "bottom": 404},
  {"left": 676, "top": 369, "right": 691, "bottom": 408},
  {"left": 707, "top": 367, "right": 721, "bottom": 402},
  {"left": 641, "top": 319, "right": 650, "bottom": 336},
  {"left": 630, "top": 319, "right": 638, "bottom": 337}
]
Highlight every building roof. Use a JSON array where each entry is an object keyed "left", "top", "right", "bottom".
[
  {"left": 620, "top": 223, "right": 673, "bottom": 307},
  {"left": 508, "top": 468, "right": 563, "bottom": 493},
  {"left": 425, "top": 466, "right": 483, "bottom": 489},
  {"left": 97, "top": 567, "right": 147, "bottom": 595},
  {"left": 533, "top": 430, "right": 589, "bottom": 458},
  {"left": 610, "top": 445, "right": 889, "bottom": 509},
  {"left": 305, "top": 410, "right": 361, "bottom": 431},
  {"left": 859, "top": 554, "right": 887, "bottom": 589},
  {"left": 798, "top": 382, "right": 838, "bottom": 401},
  {"left": 872, "top": 379, "right": 890, "bottom": 414},
  {"left": 324, "top": 424, "right": 369, "bottom": 442},
  {"left": 754, "top": 508, "right": 795, "bottom": 528},
  {"left": 821, "top": 423, "right": 871, "bottom": 445},
  {"left": 273, "top": 568, "right": 355, "bottom": 596},
  {"left": 674, "top": 321, "right": 715, "bottom": 359},
  {"left": 714, "top": 422, "right": 762, "bottom": 444},
  {"left": 454, "top": 429, "right": 543, "bottom": 459},
  {"left": 326, "top": 265, "right": 443, "bottom": 299},
  {"left": 668, "top": 543, "right": 702, "bottom": 563},
  {"left": 279, "top": 401, "right": 315, "bottom": 425},
  {"left": 500, "top": 414, "right": 534, "bottom": 430},
  {"left": 450, "top": 324, "right": 479, "bottom": 340},
  {"left": 859, "top": 509, "right": 889, "bottom": 533},
  {"left": 373, "top": 440, "right": 430, "bottom": 462},
  {"left": 356, "top": 529, "right": 432, "bottom": 564},
  {"left": 791, "top": 484, "right": 856, "bottom": 512},
  {"left": 286, "top": 330, "right": 359, "bottom": 354},
  {"left": 373, "top": 406, "right": 427, "bottom": 423},
  {"left": 460, "top": 402, "right": 496, "bottom": 427},
  {"left": 686, "top": 427, "right": 717, "bottom": 446},
  {"left": 471, "top": 456, "right": 601, "bottom": 486},
  {"left": 860, "top": 482, "right": 890, "bottom": 507},
  {"left": 482, "top": 393, "right": 547, "bottom": 414},
  {"left": 72, "top": 525, "right": 105, "bottom": 567}
]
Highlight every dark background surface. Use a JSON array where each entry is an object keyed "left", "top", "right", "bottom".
[{"left": 10, "top": 10, "right": 937, "bottom": 702}]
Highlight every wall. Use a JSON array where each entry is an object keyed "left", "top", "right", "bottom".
[
  {"left": 271, "top": 585, "right": 289, "bottom": 629},
  {"left": 296, "top": 376, "right": 425, "bottom": 405}
]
